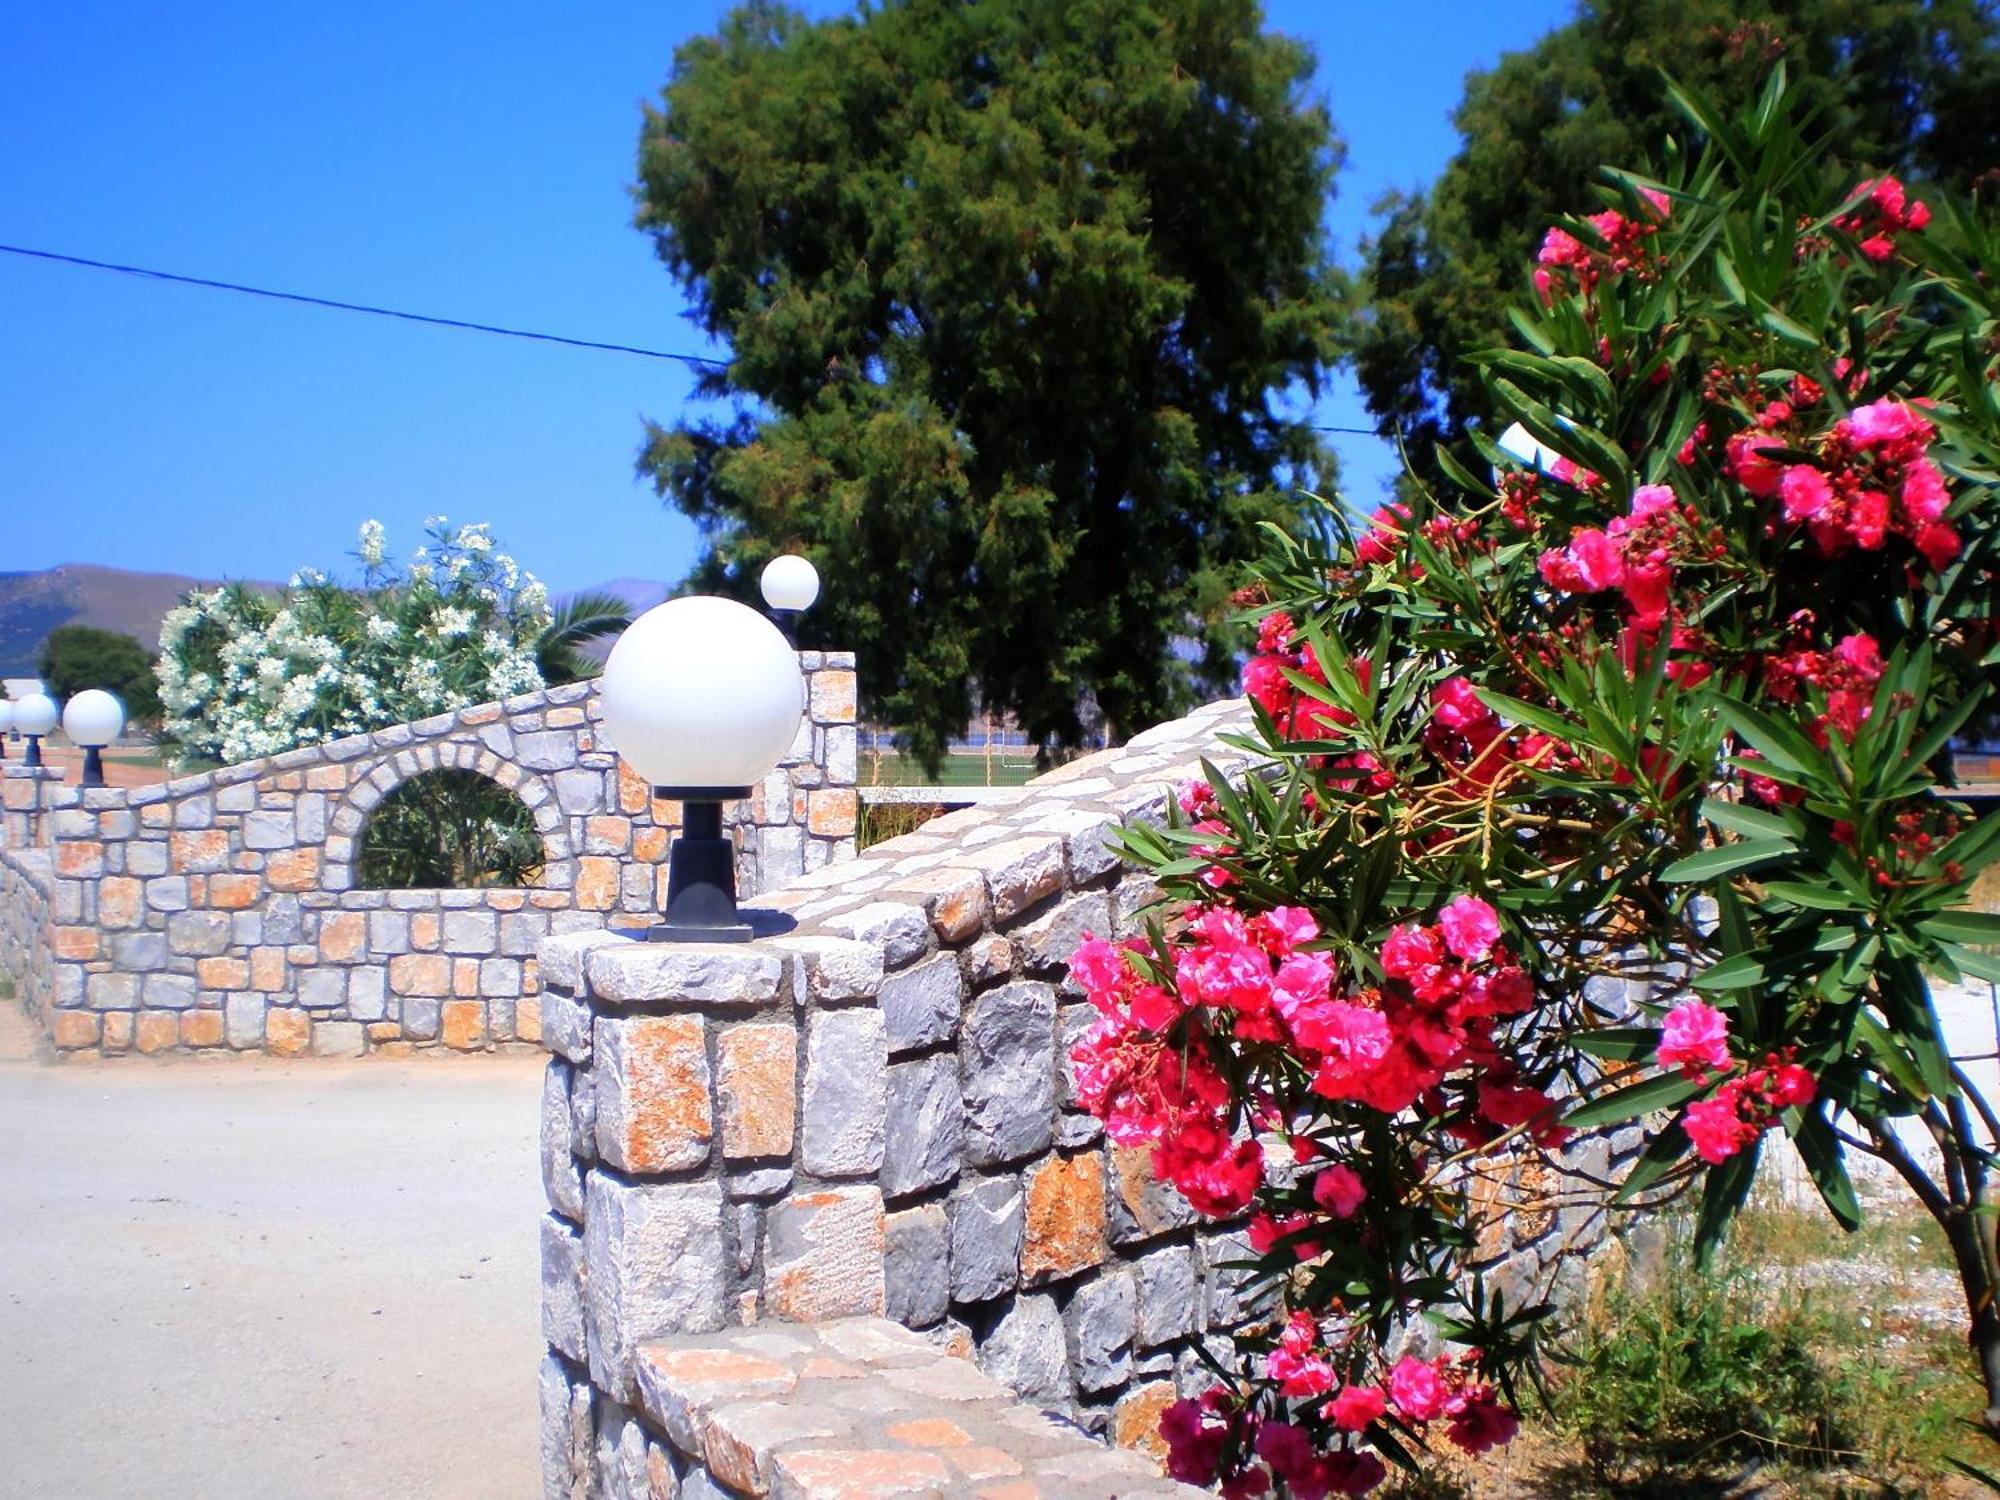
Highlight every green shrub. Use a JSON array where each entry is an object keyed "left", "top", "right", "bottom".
[{"left": 357, "top": 769, "right": 543, "bottom": 890}]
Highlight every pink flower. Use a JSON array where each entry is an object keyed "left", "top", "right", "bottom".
[
  {"left": 1726, "top": 431, "right": 1784, "bottom": 497},
  {"left": 1070, "top": 934, "right": 1127, "bottom": 1001},
  {"left": 1780, "top": 465, "right": 1833, "bottom": 523},
  {"left": 1380, "top": 923, "right": 1444, "bottom": 978},
  {"left": 1257, "top": 905, "right": 1319, "bottom": 955},
  {"left": 1438, "top": 894, "right": 1501, "bottom": 963},
  {"left": 1683, "top": 1091, "right": 1758, "bottom": 1164},
  {"left": 1846, "top": 397, "right": 1925, "bottom": 448},
  {"left": 1657, "top": 999, "right": 1731, "bottom": 1078},
  {"left": 1389, "top": 1356, "right": 1449, "bottom": 1422},
  {"left": 1253, "top": 1423, "right": 1320, "bottom": 1493},
  {"left": 1272, "top": 951, "right": 1336, "bottom": 1018},
  {"left": 1325, "top": 1383, "right": 1388, "bottom": 1432},
  {"left": 1538, "top": 227, "right": 1584, "bottom": 266},
  {"left": 1312, "top": 1163, "right": 1368, "bottom": 1218},
  {"left": 1629, "top": 483, "right": 1677, "bottom": 519},
  {"left": 1447, "top": 1392, "right": 1520, "bottom": 1454},
  {"left": 1917, "top": 521, "right": 1962, "bottom": 571},
  {"left": 1569, "top": 528, "right": 1626, "bottom": 589},
  {"left": 1903, "top": 458, "right": 1950, "bottom": 523}
]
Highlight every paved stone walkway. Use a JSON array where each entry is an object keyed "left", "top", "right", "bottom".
[{"left": 0, "top": 1004, "right": 542, "bottom": 1499}]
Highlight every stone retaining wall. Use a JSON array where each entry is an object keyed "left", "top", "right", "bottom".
[
  {"left": 0, "top": 657, "right": 856, "bottom": 1058},
  {"left": 533, "top": 698, "right": 1629, "bottom": 1497},
  {"left": 0, "top": 848, "right": 53, "bottom": 1023}
]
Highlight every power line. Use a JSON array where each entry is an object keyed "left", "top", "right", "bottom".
[
  {"left": 0, "top": 242, "right": 1401, "bottom": 434},
  {"left": 0, "top": 242, "right": 729, "bottom": 368}
]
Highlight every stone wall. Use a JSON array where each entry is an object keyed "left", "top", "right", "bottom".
[
  {"left": 0, "top": 848, "right": 53, "bottom": 1024},
  {"left": 0, "top": 657, "right": 857, "bottom": 1059},
  {"left": 533, "top": 698, "right": 1629, "bottom": 1498}
]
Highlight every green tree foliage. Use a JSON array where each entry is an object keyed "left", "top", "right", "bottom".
[
  {"left": 634, "top": 0, "right": 1348, "bottom": 769},
  {"left": 37, "top": 625, "right": 161, "bottom": 725},
  {"left": 1353, "top": 0, "right": 2000, "bottom": 468},
  {"left": 357, "top": 768, "right": 544, "bottom": 889}
]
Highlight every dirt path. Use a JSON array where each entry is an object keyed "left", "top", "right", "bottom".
[{"left": 0, "top": 1004, "right": 543, "bottom": 1499}]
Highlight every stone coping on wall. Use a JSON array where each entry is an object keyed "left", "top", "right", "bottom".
[{"left": 594, "top": 1317, "right": 1202, "bottom": 1498}]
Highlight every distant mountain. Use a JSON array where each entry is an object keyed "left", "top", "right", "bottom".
[{"left": 0, "top": 564, "right": 274, "bottom": 676}]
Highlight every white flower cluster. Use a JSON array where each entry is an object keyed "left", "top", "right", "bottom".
[{"left": 158, "top": 519, "right": 552, "bottom": 767}]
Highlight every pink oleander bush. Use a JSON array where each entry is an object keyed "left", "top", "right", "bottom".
[{"left": 1067, "top": 70, "right": 2000, "bottom": 1495}]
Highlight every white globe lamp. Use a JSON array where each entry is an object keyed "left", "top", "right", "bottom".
[
  {"left": 599, "top": 594, "right": 805, "bottom": 941},
  {"left": 0, "top": 699, "right": 13, "bottom": 760},
  {"left": 13, "top": 692, "right": 59, "bottom": 769},
  {"left": 63, "top": 689, "right": 126, "bottom": 788},
  {"left": 760, "top": 553, "right": 821, "bottom": 612}
]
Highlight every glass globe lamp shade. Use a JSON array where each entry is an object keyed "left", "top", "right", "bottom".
[
  {"left": 63, "top": 689, "right": 125, "bottom": 748},
  {"left": 759, "top": 554, "right": 821, "bottom": 613},
  {"left": 13, "top": 692, "right": 58, "bottom": 738},
  {"left": 0, "top": 700, "right": 13, "bottom": 734},
  {"left": 600, "top": 595, "right": 804, "bottom": 796}
]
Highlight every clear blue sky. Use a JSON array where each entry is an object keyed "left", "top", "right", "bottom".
[{"left": 0, "top": 1, "right": 1571, "bottom": 596}]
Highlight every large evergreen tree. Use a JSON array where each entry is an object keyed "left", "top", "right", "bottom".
[
  {"left": 634, "top": 0, "right": 1347, "bottom": 768},
  {"left": 1353, "top": 0, "right": 2000, "bottom": 465}
]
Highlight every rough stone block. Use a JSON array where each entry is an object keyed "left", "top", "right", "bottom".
[
  {"left": 949, "top": 1175, "right": 1023, "bottom": 1305},
  {"left": 1016, "top": 891, "right": 1113, "bottom": 981},
  {"left": 594, "top": 1014, "right": 714, "bottom": 1174},
  {"left": 541, "top": 1213, "right": 588, "bottom": 1364},
  {"left": 885, "top": 1204, "right": 950, "bottom": 1329},
  {"left": 716, "top": 1023, "right": 796, "bottom": 1160},
  {"left": 962, "top": 836, "right": 1064, "bottom": 922},
  {"left": 538, "top": 1353, "right": 592, "bottom": 1500},
  {"left": 312, "top": 1020, "right": 365, "bottom": 1057},
  {"left": 540, "top": 987, "right": 592, "bottom": 1064},
  {"left": 443, "top": 909, "right": 499, "bottom": 954},
  {"left": 242, "top": 809, "right": 294, "bottom": 850},
  {"left": 587, "top": 941, "right": 786, "bottom": 1007},
  {"left": 881, "top": 865, "right": 991, "bottom": 945},
  {"left": 1133, "top": 1243, "right": 1199, "bottom": 1348},
  {"left": 1022, "top": 1150, "right": 1106, "bottom": 1284},
  {"left": 1067, "top": 1269, "right": 1137, "bottom": 1393},
  {"left": 348, "top": 967, "right": 388, "bottom": 1022},
  {"left": 820, "top": 902, "right": 931, "bottom": 968},
  {"left": 584, "top": 1175, "right": 729, "bottom": 1401},
  {"left": 878, "top": 955, "right": 964, "bottom": 1054},
  {"left": 763, "top": 1186, "right": 886, "bottom": 1321},
  {"left": 770, "top": 934, "right": 883, "bottom": 1003},
  {"left": 298, "top": 968, "right": 347, "bottom": 1011},
  {"left": 802, "top": 1008, "right": 886, "bottom": 1178},
  {"left": 1105, "top": 1143, "right": 1198, "bottom": 1246},
  {"left": 976, "top": 1292, "right": 1072, "bottom": 1410},
  {"left": 1202, "top": 1228, "right": 1264, "bottom": 1331},
  {"left": 144, "top": 974, "right": 197, "bottom": 1010},
  {"left": 167, "top": 910, "right": 232, "bottom": 957},
  {"left": 224, "top": 993, "right": 266, "bottom": 1048},
  {"left": 881, "top": 1054, "right": 962, "bottom": 1199},
  {"left": 960, "top": 981, "right": 1055, "bottom": 1167}
]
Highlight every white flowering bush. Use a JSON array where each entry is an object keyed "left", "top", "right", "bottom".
[{"left": 158, "top": 518, "right": 553, "bottom": 767}]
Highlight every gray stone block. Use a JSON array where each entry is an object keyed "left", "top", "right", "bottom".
[
  {"left": 885, "top": 1204, "right": 951, "bottom": 1328},
  {"left": 541, "top": 1213, "right": 587, "bottom": 1364},
  {"left": 167, "top": 910, "right": 232, "bottom": 957},
  {"left": 1066, "top": 1269, "right": 1136, "bottom": 1392},
  {"left": 265, "top": 895, "right": 304, "bottom": 945},
  {"left": 822, "top": 901, "right": 931, "bottom": 968},
  {"left": 1202, "top": 1229, "right": 1264, "bottom": 1330},
  {"left": 960, "top": 980, "right": 1055, "bottom": 1167},
  {"left": 949, "top": 1174, "right": 1023, "bottom": 1304},
  {"left": 348, "top": 967, "right": 388, "bottom": 1022},
  {"left": 976, "top": 1292, "right": 1073, "bottom": 1410},
  {"left": 538, "top": 1353, "right": 592, "bottom": 1500},
  {"left": 1015, "top": 891, "right": 1113, "bottom": 981},
  {"left": 224, "top": 993, "right": 266, "bottom": 1048},
  {"left": 501, "top": 910, "right": 551, "bottom": 958},
  {"left": 514, "top": 731, "right": 574, "bottom": 772},
  {"left": 295, "top": 793, "right": 326, "bottom": 843},
  {"left": 297, "top": 968, "right": 347, "bottom": 1011},
  {"left": 770, "top": 934, "right": 884, "bottom": 1003},
  {"left": 879, "top": 955, "right": 964, "bottom": 1053},
  {"left": 583, "top": 1174, "right": 728, "bottom": 1402},
  {"left": 541, "top": 1061, "right": 586, "bottom": 1222},
  {"left": 144, "top": 973, "right": 197, "bottom": 1010},
  {"left": 243, "top": 809, "right": 294, "bottom": 850},
  {"left": 112, "top": 931, "right": 168, "bottom": 970},
  {"left": 443, "top": 909, "right": 498, "bottom": 954},
  {"left": 312, "top": 1021, "right": 365, "bottom": 1057},
  {"left": 725, "top": 1166, "right": 793, "bottom": 1200},
  {"left": 802, "top": 1008, "right": 886, "bottom": 1178},
  {"left": 881, "top": 1054, "right": 962, "bottom": 1199},
  {"left": 86, "top": 972, "right": 139, "bottom": 1010},
  {"left": 1134, "top": 1243, "right": 1199, "bottom": 1347},
  {"left": 172, "top": 795, "right": 215, "bottom": 830},
  {"left": 402, "top": 997, "right": 441, "bottom": 1041},
  {"left": 540, "top": 988, "right": 592, "bottom": 1064},
  {"left": 553, "top": 769, "right": 606, "bottom": 815},
  {"left": 586, "top": 941, "right": 786, "bottom": 1006},
  {"left": 368, "top": 910, "right": 411, "bottom": 954},
  {"left": 481, "top": 958, "right": 523, "bottom": 997},
  {"left": 126, "top": 841, "right": 169, "bottom": 877},
  {"left": 216, "top": 783, "right": 257, "bottom": 814}
]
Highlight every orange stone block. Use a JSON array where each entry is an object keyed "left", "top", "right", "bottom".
[
  {"left": 617, "top": 762, "right": 651, "bottom": 815},
  {"left": 575, "top": 856, "right": 619, "bottom": 911},
  {"left": 266, "top": 1008, "right": 311, "bottom": 1057},
  {"left": 716, "top": 1023, "right": 797, "bottom": 1160},
  {"left": 101, "top": 1012, "right": 134, "bottom": 1052},
  {"left": 96, "top": 878, "right": 143, "bottom": 930},
  {"left": 453, "top": 959, "right": 480, "bottom": 997},
  {"left": 170, "top": 829, "right": 231, "bottom": 873},
  {"left": 53, "top": 926, "right": 99, "bottom": 960},
  {"left": 264, "top": 848, "right": 320, "bottom": 892},
  {"left": 487, "top": 889, "right": 526, "bottom": 912},
  {"left": 135, "top": 1011, "right": 180, "bottom": 1054},
  {"left": 388, "top": 953, "right": 450, "bottom": 996},
  {"left": 775, "top": 1451, "right": 948, "bottom": 1498},
  {"left": 55, "top": 839, "right": 105, "bottom": 877},
  {"left": 584, "top": 815, "right": 631, "bottom": 854},
  {"left": 886, "top": 1417, "right": 972, "bottom": 1449},
  {"left": 208, "top": 874, "right": 262, "bottom": 911},
  {"left": 318, "top": 912, "right": 365, "bottom": 962},
  {"left": 1022, "top": 1151, "right": 1107, "bottom": 1283},
  {"left": 605, "top": 1014, "right": 712, "bottom": 1172},
  {"left": 807, "top": 788, "right": 858, "bottom": 837},
  {"left": 250, "top": 947, "right": 288, "bottom": 991},
  {"left": 411, "top": 912, "right": 440, "bottom": 950},
  {"left": 180, "top": 1010, "right": 226, "bottom": 1048},
  {"left": 810, "top": 669, "right": 858, "bottom": 723},
  {"left": 1112, "top": 1381, "right": 1176, "bottom": 1459},
  {"left": 50, "top": 1010, "right": 100, "bottom": 1049},
  {"left": 631, "top": 826, "right": 669, "bottom": 863},
  {"left": 275, "top": 772, "right": 304, "bottom": 792},
  {"left": 305, "top": 764, "right": 348, "bottom": 791},
  {"left": 514, "top": 996, "right": 542, "bottom": 1043},
  {"left": 441, "top": 1000, "right": 486, "bottom": 1050},
  {"left": 196, "top": 957, "right": 250, "bottom": 990},
  {"left": 522, "top": 958, "right": 540, "bottom": 995}
]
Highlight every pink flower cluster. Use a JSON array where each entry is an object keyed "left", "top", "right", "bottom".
[
  {"left": 1654, "top": 1000, "right": 1817, "bottom": 1164},
  {"left": 1533, "top": 189, "right": 1671, "bottom": 302},
  {"left": 1732, "top": 397, "right": 1958, "bottom": 571},
  {"left": 1835, "top": 174, "right": 1930, "bottom": 262},
  {"left": 1537, "top": 482, "right": 1685, "bottom": 630},
  {"left": 1161, "top": 1342, "right": 1519, "bottom": 1496},
  {"left": 1765, "top": 630, "right": 1886, "bottom": 745},
  {"left": 1240, "top": 612, "right": 1366, "bottom": 743}
]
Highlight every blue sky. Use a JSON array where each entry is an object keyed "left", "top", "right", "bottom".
[{"left": 0, "top": 1, "right": 1571, "bottom": 595}]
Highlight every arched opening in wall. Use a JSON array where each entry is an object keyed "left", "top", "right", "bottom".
[{"left": 357, "top": 769, "right": 545, "bottom": 889}]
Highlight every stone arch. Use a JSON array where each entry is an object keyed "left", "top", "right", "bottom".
[{"left": 327, "top": 738, "right": 572, "bottom": 893}]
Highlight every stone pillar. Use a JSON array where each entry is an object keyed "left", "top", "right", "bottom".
[{"left": 1, "top": 764, "right": 66, "bottom": 849}]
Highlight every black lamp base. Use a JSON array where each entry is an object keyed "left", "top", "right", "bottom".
[
  {"left": 648, "top": 792, "right": 754, "bottom": 944},
  {"left": 81, "top": 746, "right": 105, "bottom": 789},
  {"left": 23, "top": 736, "right": 42, "bottom": 769}
]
